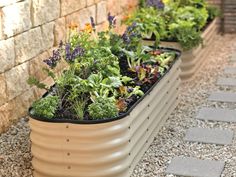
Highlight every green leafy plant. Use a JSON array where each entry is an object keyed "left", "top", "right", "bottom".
[
  {"left": 152, "top": 50, "right": 176, "bottom": 68},
  {"left": 131, "top": 0, "right": 213, "bottom": 50},
  {"left": 27, "top": 76, "right": 48, "bottom": 90},
  {"left": 207, "top": 5, "right": 220, "bottom": 21},
  {"left": 175, "top": 6, "right": 208, "bottom": 30},
  {"left": 169, "top": 20, "right": 203, "bottom": 50},
  {"left": 88, "top": 97, "right": 118, "bottom": 119},
  {"left": 31, "top": 96, "right": 59, "bottom": 119},
  {"left": 124, "top": 7, "right": 166, "bottom": 45},
  {"left": 166, "top": 0, "right": 206, "bottom": 8}
]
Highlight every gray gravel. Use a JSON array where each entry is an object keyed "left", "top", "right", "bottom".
[
  {"left": 0, "top": 34, "right": 236, "bottom": 177},
  {"left": 0, "top": 117, "right": 33, "bottom": 177}
]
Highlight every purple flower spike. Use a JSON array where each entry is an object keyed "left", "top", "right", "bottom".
[
  {"left": 146, "top": 0, "right": 165, "bottom": 9},
  {"left": 107, "top": 12, "right": 116, "bottom": 28},
  {"left": 127, "top": 22, "right": 137, "bottom": 32},
  {"left": 43, "top": 48, "right": 62, "bottom": 68},
  {"left": 65, "top": 43, "right": 71, "bottom": 61},
  {"left": 122, "top": 32, "right": 131, "bottom": 44},
  {"left": 65, "top": 43, "right": 85, "bottom": 63},
  {"left": 121, "top": 22, "right": 140, "bottom": 44},
  {"left": 90, "top": 17, "right": 96, "bottom": 29}
]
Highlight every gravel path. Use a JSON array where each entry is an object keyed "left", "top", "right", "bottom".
[
  {"left": 0, "top": 34, "right": 236, "bottom": 177},
  {"left": 0, "top": 117, "right": 32, "bottom": 177}
]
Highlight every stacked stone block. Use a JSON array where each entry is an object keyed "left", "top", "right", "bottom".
[{"left": 0, "top": 0, "right": 138, "bottom": 133}]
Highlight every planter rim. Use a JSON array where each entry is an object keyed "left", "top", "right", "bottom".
[
  {"left": 144, "top": 18, "right": 217, "bottom": 43},
  {"left": 29, "top": 47, "right": 181, "bottom": 125}
]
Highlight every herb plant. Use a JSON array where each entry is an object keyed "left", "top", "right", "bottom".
[
  {"left": 88, "top": 97, "right": 118, "bottom": 119},
  {"left": 31, "top": 96, "right": 59, "bottom": 119}
]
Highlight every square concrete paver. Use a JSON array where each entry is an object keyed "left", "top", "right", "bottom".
[
  {"left": 184, "top": 127, "right": 234, "bottom": 145},
  {"left": 208, "top": 92, "right": 236, "bottom": 103},
  {"left": 166, "top": 157, "right": 225, "bottom": 177},
  {"left": 224, "top": 67, "right": 236, "bottom": 74},
  {"left": 196, "top": 107, "right": 236, "bottom": 122},
  {"left": 217, "top": 77, "right": 236, "bottom": 86}
]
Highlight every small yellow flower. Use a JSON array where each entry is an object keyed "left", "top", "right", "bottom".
[
  {"left": 82, "top": 23, "right": 93, "bottom": 33},
  {"left": 163, "top": 0, "right": 170, "bottom": 4}
]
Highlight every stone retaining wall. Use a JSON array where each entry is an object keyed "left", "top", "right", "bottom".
[{"left": 0, "top": 0, "right": 138, "bottom": 133}]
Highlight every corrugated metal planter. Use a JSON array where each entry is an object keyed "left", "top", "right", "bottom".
[
  {"left": 143, "top": 19, "right": 219, "bottom": 81},
  {"left": 29, "top": 50, "right": 181, "bottom": 177}
]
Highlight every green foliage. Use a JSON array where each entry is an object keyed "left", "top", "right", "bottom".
[
  {"left": 154, "top": 52, "right": 176, "bottom": 68},
  {"left": 165, "top": 5, "right": 207, "bottom": 50},
  {"left": 124, "top": 7, "right": 166, "bottom": 44},
  {"left": 121, "top": 45, "right": 152, "bottom": 70},
  {"left": 88, "top": 73, "right": 122, "bottom": 101},
  {"left": 73, "top": 99, "right": 87, "bottom": 119},
  {"left": 42, "top": 67, "right": 56, "bottom": 80},
  {"left": 175, "top": 6, "right": 208, "bottom": 30},
  {"left": 139, "top": 0, "right": 146, "bottom": 7},
  {"left": 32, "top": 96, "right": 59, "bottom": 119},
  {"left": 27, "top": 76, "right": 48, "bottom": 90},
  {"left": 129, "top": 86, "right": 144, "bottom": 97},
  {"left": 207, "top": 6, "right": 220, "bottom": 20},
  {"left": 129, "top": 0, "right": 212, "bottom": 50},
  {"left": 169, "top": 20, "right": 203, "bottom": 50},
  {"left": 168, "top": 0, "right": 206, "bottom": 8},
  {"left": 88, "top": 97, "right": 118, "bottom": 119}
]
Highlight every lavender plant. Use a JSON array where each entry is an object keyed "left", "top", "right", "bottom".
[{"left": 146, "top": 0, "right": 165, "bottom": 9}]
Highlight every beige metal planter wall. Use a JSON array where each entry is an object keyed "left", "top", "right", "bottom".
[
  {"left": 143, "top": 19, "right": 219, "bottom": 81},
  {"left": 29, "top": 59, "right": 181, "bottom": 177}
]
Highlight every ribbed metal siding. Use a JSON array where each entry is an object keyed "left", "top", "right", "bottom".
[{"left": 30, "top": 59, "right": 181, "bottom": 177}]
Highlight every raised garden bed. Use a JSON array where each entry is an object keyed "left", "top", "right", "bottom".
[{"left": 29, "top": 48, "right": 181, "bottom": 177}]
